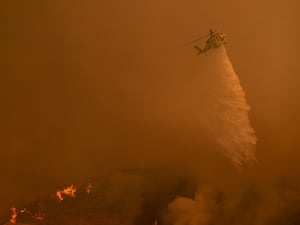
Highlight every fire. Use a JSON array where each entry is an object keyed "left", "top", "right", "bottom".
[
  {"left": 56, "top": 190, "right": 63, "bottom": 201},
  {"left": 9, "top": 207, "right": 17, "bottom": 223},
  {"left": 32, "top": 213, "right": 44, "bottom": 221},
  {"left": 56, "top": 184, "right": 77, "bottom": 202},
  {"left": 86, "top": 183, "right": 92, "bottom": 194},
  {"left": 20, "top": 208, "right": 28, "bottom": 213}
]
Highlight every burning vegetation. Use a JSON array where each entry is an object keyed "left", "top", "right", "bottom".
[
  {"left": 3, "top": 183, "right": 99, "bottom": 225},
  {"left": 56, "top": 184, "right": 77, "bottom": 202},
  {"left": 8, "top": 208, "right": 16, "bottom": 224},
  {"left": 2, "top": 170, "right": 195, "bottom": 225},
  {"left": 2, "top": 169, "right": 300, "bottom": 225}
]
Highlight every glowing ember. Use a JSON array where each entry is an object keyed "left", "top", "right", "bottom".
[
  {"left": 20, "top": 208, "right": 29, "bottom": 213},
  {"left": 86, "top": 183, "right": 92, "bottom": 194},
  {"left": 33, "top": 213, "right": 44, "bottom": 221},
  {"left": 56, "top": 184, "right": 77, "bottom": 201},
  {"left": 9, "top": 207, "right": 17, "bottom": 223}
]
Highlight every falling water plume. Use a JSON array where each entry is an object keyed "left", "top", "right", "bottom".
[{"left": 205, "top": 46, "right": 257, "bottom": 168}]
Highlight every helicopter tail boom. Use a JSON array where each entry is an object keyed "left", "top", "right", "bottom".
[{"left": 194, "top": 46, "right": 207, "bottom": 55}]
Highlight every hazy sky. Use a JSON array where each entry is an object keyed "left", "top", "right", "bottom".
[{"left": 1, "top": 0, "right": 300, "bottom": 223}]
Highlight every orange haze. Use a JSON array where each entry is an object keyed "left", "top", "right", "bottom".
[{"left": 1, "top": 0, "right": 300, "bottom": 224}]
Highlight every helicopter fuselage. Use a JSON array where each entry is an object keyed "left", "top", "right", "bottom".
[
  {"left": 193, "top": 31, "right": 226, "bottom": 55},
  {"left": 206, "top": 32, "right": 226, "bottom": 48}
]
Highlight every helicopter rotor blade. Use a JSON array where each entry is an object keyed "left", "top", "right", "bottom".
[{"left": 185, "top": 33, "right": 210, "bottom": 46}]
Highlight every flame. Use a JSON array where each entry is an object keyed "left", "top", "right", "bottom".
[
  {"left": 56, "top": 184, "right": 77, "bottom": 202},
  {"left": 20, "top": 208, "right": 28, "bottom": 213},
  {"left": 9, "top": 207, "right": 17, "bottom": 223},
  {"left": 56, "top": 190, "right": 63, "bottom": 201},
  {"left": 33, "top": 213, "right": 44, "bottom": 221},
  {"left": 86, "top": 183, "right": 92, "bottom": 194}
]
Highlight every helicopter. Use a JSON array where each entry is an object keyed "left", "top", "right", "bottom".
[{"left": 189, "top": 29, "right": 226, "bottom": 55}]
